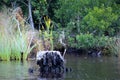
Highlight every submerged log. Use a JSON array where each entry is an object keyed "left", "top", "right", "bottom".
[{"left": 36, "top": 51, "right": 65, "bottom": 74}]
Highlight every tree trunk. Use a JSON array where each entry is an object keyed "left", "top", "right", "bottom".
[
  {"left": 28, "top": 0, "right": 34, "bottom": 30},
  {"left": 77, "top": 14, "right": 80, "bottom": 33}
]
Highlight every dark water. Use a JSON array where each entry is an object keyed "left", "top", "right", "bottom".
[{"left": 0, "top": 55, "right": 120, "bottom": 80}]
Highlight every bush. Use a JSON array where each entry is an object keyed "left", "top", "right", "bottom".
[{"left": 67, "top": 33, "right": 111, "bottom": 49}]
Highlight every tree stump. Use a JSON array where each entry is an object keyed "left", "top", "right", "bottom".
[{"left": 36, "top": 51, "right": 65, "bottom": 74}]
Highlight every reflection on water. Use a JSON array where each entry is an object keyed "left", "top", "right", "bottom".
[
  {"left": 0, "top": 54, "right": 120, "bottom": 80},
  {"left": 65, "top": 55, "right": 120, "bottom": 80}
]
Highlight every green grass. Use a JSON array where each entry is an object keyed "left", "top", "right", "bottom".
[
  {"left": 0, "top": 8, "right": 34, "bottom": 61},
  {"left": 108, "top": 37, "right": 120, "bottom": 56}
]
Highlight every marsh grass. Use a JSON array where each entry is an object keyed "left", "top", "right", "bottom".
[
  {"left": 108, "top": 37, "right": 120, "bottom": 56},
  {"left": 0, "top": 8, "right": 34, "bottom": 61}
]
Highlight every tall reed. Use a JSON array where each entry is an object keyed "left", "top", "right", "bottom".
[
  {"left": 108, "top": 37, "right": 120, "bottom": 56},
  {"left": 0, "top": 7, "right": 34, "bottom": 61}
]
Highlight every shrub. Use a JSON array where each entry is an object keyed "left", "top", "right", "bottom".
[{"left": 67, "top": 33, "right": 112, "bottom": 49}]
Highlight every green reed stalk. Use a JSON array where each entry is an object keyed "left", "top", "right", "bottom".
[{"left": 0, "top": 8, "right": 34, "bottom": 61}]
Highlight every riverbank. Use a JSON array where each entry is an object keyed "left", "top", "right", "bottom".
[{"left": 58, "top": 47, "right": 113, "bottom": 57}]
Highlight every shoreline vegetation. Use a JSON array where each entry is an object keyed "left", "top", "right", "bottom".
[
  {"left": 0, "top": 7, "right": 33, "bottom": 61},
  {"left": 0, "top": 7, "right": 119, "bottom": 61},
  {"left": 0, "top": 7, "right": 54, "bottom": 61},
  {"left": 0, "top": 0, "right": 120, "bottom": 61}
]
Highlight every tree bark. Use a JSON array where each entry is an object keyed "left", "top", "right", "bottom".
[{"left": 28, "top": 0, "right": 34, "bottom": 30}]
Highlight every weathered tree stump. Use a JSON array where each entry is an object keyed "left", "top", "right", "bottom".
[{"left": 36, "top": 51, "right": 65, "bottom": 74}]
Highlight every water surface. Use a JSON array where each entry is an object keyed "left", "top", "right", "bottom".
[{"left": 0, "top": 55, "right": 120, "bottom": 80}]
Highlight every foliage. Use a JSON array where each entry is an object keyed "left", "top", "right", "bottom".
[
  {"left": 55, "top": 0, "right": 120, "bottom": 36},
  {"left": 31, "top": 0, "right": 59, "bottom": 29},
  {"left": 55, "top": 0, "right": 90, "bottom": 27},
  {"left": 53, "top": 0, "right": 120, "bottom": 56},
  {"left": 67, "top": 33, "right": 111, "bottom": 49},
  {"left": 82, "top": 6, "right": 118, "bottom": 36},
  {"left": 32, "top": 0, "right": 47, "bottom": 19},
  {"left": 39, "top": 16, "right": 54, "bottom": 50}
]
